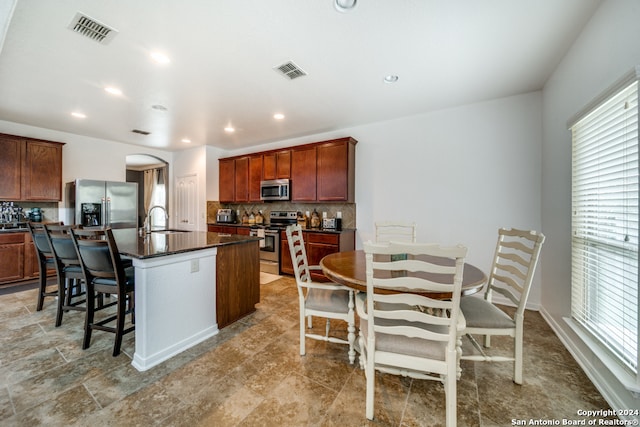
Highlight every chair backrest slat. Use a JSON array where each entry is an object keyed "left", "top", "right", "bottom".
[
  {"left": 375, "top": 221, "right": 417, "bottom": 243},
  {"left": 364, "top": 240, "right": 467, "bottom": 350},
  {"left": 486, "top": 228, "right": 545, "bottom": 314}
]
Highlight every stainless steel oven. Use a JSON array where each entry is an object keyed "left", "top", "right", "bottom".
[{"left": 250, "top": 227, "right": 280, "bottom": 274}]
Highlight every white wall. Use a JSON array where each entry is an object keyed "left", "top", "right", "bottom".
[{"left": 541, "top": 0, "right": 640, "bottom": 411}]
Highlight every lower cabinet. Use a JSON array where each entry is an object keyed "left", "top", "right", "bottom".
[
  {"left": 0, "top": 234, "right": 25, "bottom": 283},
  {"left": 280, "top": 229, "right": 355, "bottom": 281},
  {"left": 0, "top": 232, "right": 53, "bottom": 285}
]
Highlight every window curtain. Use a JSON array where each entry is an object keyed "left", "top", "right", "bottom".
[{"left": 144, "top": 167, "right": 167, "bottom": 228}]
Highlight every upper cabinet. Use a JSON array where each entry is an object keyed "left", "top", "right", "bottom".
[
  {"left": 219, "top": 137, "right": 356, "bottom": 203},
  {"left": 317, "top": 138, "right": 356, "bottom": 202},
  {"left": 291, "top": 145, "right": 317, "bottom": 201},
  {"left": 219, "top": 158, "right": 235, "bottom": 203},
  {"left": 0, "top": 133, "right": 64, "bottom": 201},
  {"left": 263, "top": 150, "right": 291, "bottom": 180}
]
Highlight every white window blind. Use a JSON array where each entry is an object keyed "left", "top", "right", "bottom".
[{"left": 571, "top": 78, "right": 639, "bottom": 373}]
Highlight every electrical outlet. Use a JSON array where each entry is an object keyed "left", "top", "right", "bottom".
[{"left": 190, "top": 259, "right": 199, "bottom": 273}]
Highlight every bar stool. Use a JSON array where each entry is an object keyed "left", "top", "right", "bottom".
[
  {"left": 71, "top": 227, "right": 135, "bottom": 357},
  {"left": 27, "top": 222, "right": 61, "bottom": 311},
  {"left": 43, "top": 224, "right": 86, "bottom": 327}
]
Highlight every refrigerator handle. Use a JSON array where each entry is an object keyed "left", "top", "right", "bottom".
[
  {"left": 101, "top": 197, "right": 107, "bottom": 226},
  {"left": 106, "top": 197, "right": 111, "bottom": 226}
]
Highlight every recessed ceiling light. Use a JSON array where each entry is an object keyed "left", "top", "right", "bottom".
[
  {"left": 273, "top": 113, "right": 285, "bottom": 120},
  {"left": 334, "top": 0, "right": 357, "bottom": 12},
  {"left": 150, "top": 51, "right": 170, "bottom": 64},
  {"left": 181, "top": 138, "right": 191, "bottom": 143},
  {"left": 104, "top": 86, "right": 122, "bottom": 96},
  {"left": 224, "top": 126, "right": 235, "bottom": 133},
  {"left": 383, "top": 75, "right": 399, "bottom": 84},
  {"left": 71, "top": 111, "right": 86, "bottom": 119}
]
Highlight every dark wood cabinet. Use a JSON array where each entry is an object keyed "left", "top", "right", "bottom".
[
  {"left": 317, "top": 138, "right": 356, "bottom": 202},
  {"left": 291, "top": 145, "right": 317, "bottom": 201},
  {"left": 0, "top": 135, "right": 22, "bottom": 200},
  {"left": 248, "top": 155, "right": 263, "bottom": 201},
  {"left": 0, "top": 134, "right": 64, "bottom": 201},
  {"left": 22, "top": 140, "right": 63, "bottom": 201},
  {"left": 208, "top": 225, "right": 236, "bottom": 234},
  {"left": 280, "top": 229, "right": 355, "bottom": 281},
  {"left": 216, "top": 240, "right": 260, "bottom": 328},
  {"left": 219, "top": 158, "right": 235, "bottom": 202},
  {"left": 234, "top": 157, "right": 249, "bottom": 202},
  {"left": 219, "top": 137, "right": 356, "bottom": 203},
  {"left": 263, "top": 150, "right": 291, "bottom": 180},
  {"left": 0, "top": 234, "right": 25, "bottom": 283}
]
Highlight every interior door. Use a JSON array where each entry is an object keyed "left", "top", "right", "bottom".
[{"left": 175, "top": 174, "right": 198, "bottom": 231}]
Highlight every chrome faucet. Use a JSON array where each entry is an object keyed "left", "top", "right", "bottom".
[{"left": 145, "top": 205, "right": 168, "bottom": 233}]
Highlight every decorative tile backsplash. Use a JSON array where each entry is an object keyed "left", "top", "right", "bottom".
[{"left": 207, "top": 201, "right": 356, "bottom": 229}]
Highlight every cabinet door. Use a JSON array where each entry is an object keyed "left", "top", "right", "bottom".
[
  {"left": 219, "top": 159, "right": 235, "bottom": 202},
  {"left": 0, "top": 135, "right": 22, "bottom": 200},
  {"left": 0, "top": 234, "right": 25, "bottom": 283},
  {"left": 280, "top": 234, "right": 293, "bottom": 276},
  {"left": 264, "top": 150, "right": 291, "bottom": 180},
  {"left": 291, "top": 146, "right": 317, "bottom": 201},
  {"left": 276, "top": 150, "right": 291, "bottom": 179},
  {"left": 248, "top": 155, "right": 263, "bottom": 201},
  {"left": 317, "top": 139, "right": 352, "bottom": 202},
  {"left": 22, "top": 140, "right": 63, "bottom": 201},
  {"left": 263, "top": 153, "right": 277, "bottom": 180},
  {"left": 234, "top": 157, "right": 249, "bottom": 202}
]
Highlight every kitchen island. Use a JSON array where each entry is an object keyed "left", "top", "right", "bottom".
[{"left": 112, "top": 229, "right": 260, "bottom": 371}]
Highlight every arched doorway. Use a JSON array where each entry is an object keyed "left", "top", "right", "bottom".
[{"left": 126, "top": 154, "right": 169, "bottom": 228}]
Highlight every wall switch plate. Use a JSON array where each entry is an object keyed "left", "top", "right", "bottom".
[{"left": 190, "top": 259, "right": 199, "bottom": 273}]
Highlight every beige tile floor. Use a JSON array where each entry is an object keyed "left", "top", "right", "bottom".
[{"left": 0, "top": 276, "right": 612, "bottom": 426}]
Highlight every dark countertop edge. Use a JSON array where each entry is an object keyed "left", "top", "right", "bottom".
[
  {"left": 0, "top": 228, "right": 29, "bottom": 233},
  {"left": 121, "top": 238, "right": 261, "bottom": 260},
  {"left": 208, "top": 223, "right": 355, "bottom": 234}
]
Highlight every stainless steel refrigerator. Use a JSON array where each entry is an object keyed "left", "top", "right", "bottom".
[{"left": 66, "top": 179, "right": 138, "bottom": 229}]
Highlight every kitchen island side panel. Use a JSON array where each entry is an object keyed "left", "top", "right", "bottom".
[{"left": 216, "top": 240, "right": 260, "bottom": 328}]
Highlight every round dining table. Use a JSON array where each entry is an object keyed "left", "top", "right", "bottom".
[{"left": 320, "top": 250, "right": 487, "bottom": 298}]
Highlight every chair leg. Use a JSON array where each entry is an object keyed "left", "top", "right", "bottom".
[
  {"left": 365, "top": 350, "right": 375, "bottom": 420},
  {"left": 445, "top": 365, "right": 457, "bottom": 427},
  {"left": 83, "top": 286, "right": 95, "bottom": 350},
  {"left": 112, "top": 293, "right": 127, "bottom": 356},
  {"left": 514, "top": 320, "right": 524, "bottom": 385},
  {"left": 299, "top": 308, "right": 306, "bottom": 356},
  {"left": 36, "top": 263, "right": 49, "bottom": 311},
  {"left": 54, "top": 276, "right": 66, "bottom": 327}
]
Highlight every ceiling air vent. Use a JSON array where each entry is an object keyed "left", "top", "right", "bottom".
[
  {"left": 68, "top": 12, "right": 118, "bottom": 44},
  {"left": 131, "top": 129, "right": 151, "bottom": 136},
  {"left": 274, "top": 61, "right": 307, "bottom": 80}
]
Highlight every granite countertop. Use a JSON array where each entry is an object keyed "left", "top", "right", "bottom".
[
  {"left": 208, "top": 223, "right": 355, "bottom": 234},
  {"left": 112, "top": 228, "right": 261, "bottom": 260}
]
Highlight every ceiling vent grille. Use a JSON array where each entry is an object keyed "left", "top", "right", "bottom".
[
  {"left": 68, "top": 12, "right": 118, "bottom": 44},
  {"left": 274, "top": 61, "right": 307, "bottom": 80},
  {"left": 131, "top": 129, "right": 151, "bottom": 135}
]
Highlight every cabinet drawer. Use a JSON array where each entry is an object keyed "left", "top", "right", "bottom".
[
  {"left": 306, "top": 232, "right": 339, "bottom": 245},
  {"left": 0, "top": 233, "right": 25, "bottom": 244}
]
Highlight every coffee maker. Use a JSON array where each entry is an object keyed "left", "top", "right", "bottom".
[{"left": 81, "top": 203, "right": 101, "bottom": 226}]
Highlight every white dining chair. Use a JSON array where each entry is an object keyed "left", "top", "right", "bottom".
[
  {"left": 285, "top": 224, "right": 356, "bottom": 364},
  {"left": 374, "top": 221, "right": 417, "bottom": 243},
  {"left": 460, "top": 227, "right": 545, "bottom": 384},
  {"left": 357, "top": 240, "right": 467, "bottom": 426}
]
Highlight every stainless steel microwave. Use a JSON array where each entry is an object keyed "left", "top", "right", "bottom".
[{"left": 260, "top": 179, "right": 290, "bottom": 201}]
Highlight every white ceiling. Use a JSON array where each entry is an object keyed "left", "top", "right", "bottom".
[{"left": 0, "top": 0, "right": 601, "bottom": 152}]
